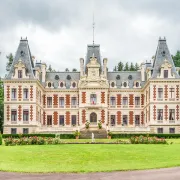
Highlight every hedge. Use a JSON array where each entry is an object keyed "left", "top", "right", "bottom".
[
  {"left": 2, "top": 134, "right": 74, "bottom": 139},
  {"left": 0, "top": 134, "right": 2, "bottom": 145},
  {"left": 111, "top": 133, "right": 180, "bottom": 139}
]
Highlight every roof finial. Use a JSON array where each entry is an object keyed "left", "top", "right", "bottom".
[{"left": 92, "top": 0, "right": 95, "bottom": 47}]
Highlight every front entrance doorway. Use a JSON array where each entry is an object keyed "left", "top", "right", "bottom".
[{"left": 90, "top": 112, "right": 97, "bottom": 124}]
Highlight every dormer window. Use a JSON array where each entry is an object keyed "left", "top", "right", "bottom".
[
  {"left": 136, "top": 82, "right": 139, "bottom": 87},
  {"left": 123, "top": 82, "right": 127, "bottom": 87},
  {"left": 18, "top": 70, "right": 22, "bottom": 78},
  {"left": 111, "top": 82, "right": 115, "bottom": 87},
  {"left": 60, "top": 82, "right": 64, "bottom": 88},
  {"left": 48, "top": 82, "right": 51, "bottom": 88},
  {"left": 72, "top": 82, "right": 76, "bottom": 88},
  {"left": 164, "top": 70, "right": 168, "bottom": 78}
]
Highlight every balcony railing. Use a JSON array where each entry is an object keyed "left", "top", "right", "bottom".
[
  {"left": 11, "top": 121, "right": 17, "bottom": 124},
  {"left": 59, "top": 105, "right": 64, "bottom": 108},
  {"left": 135, "top": 105, "right": 140, "bottom": 108},
  {"left": 169, "top": 98, "right": 175, "bottom": 101},
  {"left": 169, "top": 120, "right": 175, "bottom": 123},
  {"left": 157, "top": 98, "right": 163, "bottom": 101},
  {"left": 23, "top": 121, "right": 29, "bottom": 124},
  {"left": 47, "top": 105, "right": 52, "bottom": 108},
  {"left": 71, "top": 105, "right": 77, "bottom": 108},
  {"left": 123, "top": 105, "right": 128, "bottom": 108},
  {"left": 110, "top": 105, "right": 116, "bottom": 108},
  {"left": 157, "top": 120, "right": 163, "bottom": 123}
]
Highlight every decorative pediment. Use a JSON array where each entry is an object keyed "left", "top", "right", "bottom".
[
  {"left": 161, "top": 59, "right": 172, "bottom": 69},
  {"left": 14, "top": 59, "right": 26, "bottom": 69},
  {"left": 87, "top": 55, "right": 100, "bottom": 68}
]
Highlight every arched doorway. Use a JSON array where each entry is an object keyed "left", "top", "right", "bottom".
[{"left": 90, "top": 112, "right": 97, "bottom": 124}]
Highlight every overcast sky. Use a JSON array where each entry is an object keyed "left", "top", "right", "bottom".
[{"left": 0, "top": 0, "right": 180, "bottom": 77}]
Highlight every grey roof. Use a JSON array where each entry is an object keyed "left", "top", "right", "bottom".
[
  {"left": 152, "top": 38, "right": 179, "bottom": 78},
  {"left": 46, "top": 72, "right": 80, "bottom": 89},
  {"left": 6, "top": 39, "right": 35, "bottom": 79},
  {"left": 85, "top": 44, "right": 102, "bottom": 72},
  {"left": 107, "top": 71, "right": 144, "bottom": 89}
]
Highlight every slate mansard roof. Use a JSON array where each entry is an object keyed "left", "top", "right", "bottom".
[{"left": 6, "top": 38, "right": 35, "bottom": 79}]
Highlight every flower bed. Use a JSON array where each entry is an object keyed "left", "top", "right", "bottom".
[
  {"left": 4, "top": 136, "right": 62, "bottom": 146},
  {"left": 130, "top": 135, "right": 167, "bottom": 144}
]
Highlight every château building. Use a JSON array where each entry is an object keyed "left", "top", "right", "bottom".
[{"left": 3, "top": 37, "right": 180, "bottom": 134}]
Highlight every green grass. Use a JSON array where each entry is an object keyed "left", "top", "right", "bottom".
[{"left": 0, "top": 139, "right": 180, "bottom": 173}]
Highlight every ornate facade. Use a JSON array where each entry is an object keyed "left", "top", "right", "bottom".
[{"left": 3, "top": 37, "right": 180, "bottom": 134}]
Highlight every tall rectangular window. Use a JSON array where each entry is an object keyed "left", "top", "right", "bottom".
[
  {"left": 11, "top": 88, "right": 17, "bottom": 99},
  {"left": 90, "top": 94, "right": 97, "bottom": 104},
  {"left": 169, "top": 88, "right": 175, "bottom": 99},
  {"left": 11, "top": 110, "right": 17, "bottom": 121},
  {"left": 23, "top": 128, "right": 29, "bottom": 134},
  {"left": 135, "top": 115, "right": 140, "bottom": 126},
  {"left": 23, "top": 110, "right": 29, "bottom": 121},
  {"left": 18, "top": 70, "right": 22, "bottom": 78},
  {"left": 123, "top": 115, "right": 128, "bottom": 126},
  {"left": 11, "top": 128, "right": 17, "bottom": 134},
  {"left": 157, "top": 109, "right": 163, "bottom": 120},
  {"left": 158, "top": 88, "right": 163, "bottom": 99},
  {"left": 23, "top": 88, "right": 28, "bottom": 99},
  {"left": 47, "top": 115, "right": 52, "bottom": 125},
  {"left": 123, "top": 97, "right": 128, "bottom": 105},
  {"left": 59, "top": 115, "right": 64, "bottom": 125},
  {"left": 110, "top": 97, "right": 116, "bottom": 106},
  {"left": 47, "top": 97, "right": 52, "bottom": 107},
  {"left": 110, "top": 115, "right": 116, "bottom": 126},
  {"left": 71, "top": 115, "right": 76, "bottom": 126},
  {"left": 169, "top": 109, "right": 175, "bottom": 120},
  {"left": 164, "top": 70, "right": 168, "bottom": 78},
  {"left": 59, "top": 97, "right": 64, "bottom": 107},
  {"left": 71, "top": 97, "right": 77, "bottom": 107},
  {"left": 157, "top": 128, "right": 163, "bottom": 134},
  {"left": 135, "top": 97, "right": 140, "bottom": 105}
]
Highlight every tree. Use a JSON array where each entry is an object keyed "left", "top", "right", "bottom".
[
  {"left": 135, "top": 63, "right": 140, "bottom": 71},
  {"left": 129, "top": 62, "right": 135, "bottom": 71},
  {"left": 65, "top": 68, "right": 69, "bottom": 72},
  {"left": 6, "top": 53, "right": 13, "bottom": 66},
  {"left": 117, "top": 61, "right": 124, "bottom": 71},
  {"left": 113, "top": 66, "right": 117, "bottom": 71},
  {"left": 0, "top": 78, "right": 4, "bottom": 133},
  {"left": 124, "top": 62, "right": 129, "bottom": 71},
  {"left": 72, "top": 68, "right": 77, "bottom": 72},
  {"left": 48, "top": 65, "right": 52, "bottom": 72},
  {"left": 172, "top": 50, "right": 180, "bottom": 67}
]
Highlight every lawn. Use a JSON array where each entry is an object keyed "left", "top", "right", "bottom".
[{"left": 0, "top": 139, "right": 180, "bottom": 173}]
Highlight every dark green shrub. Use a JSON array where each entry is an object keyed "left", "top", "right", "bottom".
[{"left": 0, "top": 134, "right": 2, "bottom": 145}]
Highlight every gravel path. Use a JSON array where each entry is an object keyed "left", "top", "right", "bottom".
[{"left": 0, "top": 167, "right": 180, "bottom": 180}]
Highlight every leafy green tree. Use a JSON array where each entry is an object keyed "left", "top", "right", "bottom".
[
  {"left": 117, "top": 61, "right": 124, "bottom": 71},
  {"left": 113, "top": 66, "right": 117, "bottom": 71},
  {"left": 135, "top": 63, "right": 140, "bottom": 71},
  {"left": 172, "top": 50, "right": 180, "bottom": 67},
  {"left": 65, "top": 68, "right": 69, "bottom": 72},
  {"left": 72, "top": 68, "right": 77, "bottom": 72},
  {"left": 0, "top": 79, "right": 4, "bottom": 133},
  {"left": 48, "top": 65, "right": 52, "bottom": 72},
  {"left": 129, "top": 62, "right": 135, "bottom": 71},
  {"left": 6, "top": 53, "right": 13, "bottom": 66},
  {"left": 124, "top": 62, "right": 129, "bottom": 71}
]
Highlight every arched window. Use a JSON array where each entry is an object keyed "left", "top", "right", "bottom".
[
  {"left": 72, "top": 82, "right": 76, "bottom": 88},
  {"left": 48, "top": 82, "right": 51, "bottom": 88},
  {"left": 111, "top": 82, "right": 115, "bottom": 87},
  {"left": 60, "top": 82, "right": 64, "bottom": 88},
  {"left": 136, "top": 82, "right": 139, "bottom": 87},
  {"left": 123, "top": 82, "right": 127, "bottom": 87}
]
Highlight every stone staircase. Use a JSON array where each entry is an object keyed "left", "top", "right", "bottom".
[{"left": 80, "top": 127, "right": 107, "bottom": 139}]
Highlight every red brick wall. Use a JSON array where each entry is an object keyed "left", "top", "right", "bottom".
[
  {"left": 101, "top": 110, "right": 105, "bottom": 123},
  {"left": 141, "top": 94, "right": 144, "bottom": 106},
  {"left": 153, "top": 85, "right": 156, "bottom": 100},
  {"left": 141, "top": 111, "right": 144, "bottom": 124},
  {"left": 30, "top": 86, "right": 33, "bottom": 100},
  {"left": 153, "top": 105, "right": 156, "bottom": 120},
  {"left": 7, "top": 86, "right": 10, "bottom": 101},
  {"left": 82, "top": 110, "right": 86, "bottom": 124},
  {"left": 66, "top": 111, "right": 70, "bottom": 125},
  {"left": 43, "top": 112, "right": 46, "bottom": 125},
  {"left": 164, "top": 105, "right": 168, "bottom": 120},
  {"left": 66, "top": 94, "right": 70, "bottom": 108},
  {"left": 164, "top": 85, "right": 168, "bottom": 99},
  {"left": 18, "top": 105, "right": 22, "bottom": 121},
  {"left": 117, "top": 94, "right": 121, "bottom": 107},
  {"left": 82, "top": 92, "right": 86, "bottom": 103},
  {"left": 129, "top": 94, "right": 134, "bottom": 106},
  {"left": 176, "top": 85, "right": 179, "bottom": 99},
  {"left": 7, "top": 105, "right": 10, "bottom": 121},
  {"left": 53, "top": 94, "right": 58, "bottom": 107},
  {"left": 18, "top": 86, "right": 22, "bottom": 100},
  {"left": 129, "top": 111, "right": 133, "bottom": 125},
  {"left": 43, "top": 95, "right": 46, "bottom": 106},
  {"left": 176, "top": 105, "right": 179, "bottom": 120},
  {"left": 53, "top": 111, "right": 58, "bottom": 125},
  {"left": 117, "top": 111, "right": 121, "bottom": 125},
  {"left": 101, "top": 92, "right": 105, "bottom": 103},
  {"left": 30, "top": 105, "right": 33, "bottom": 121}
]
